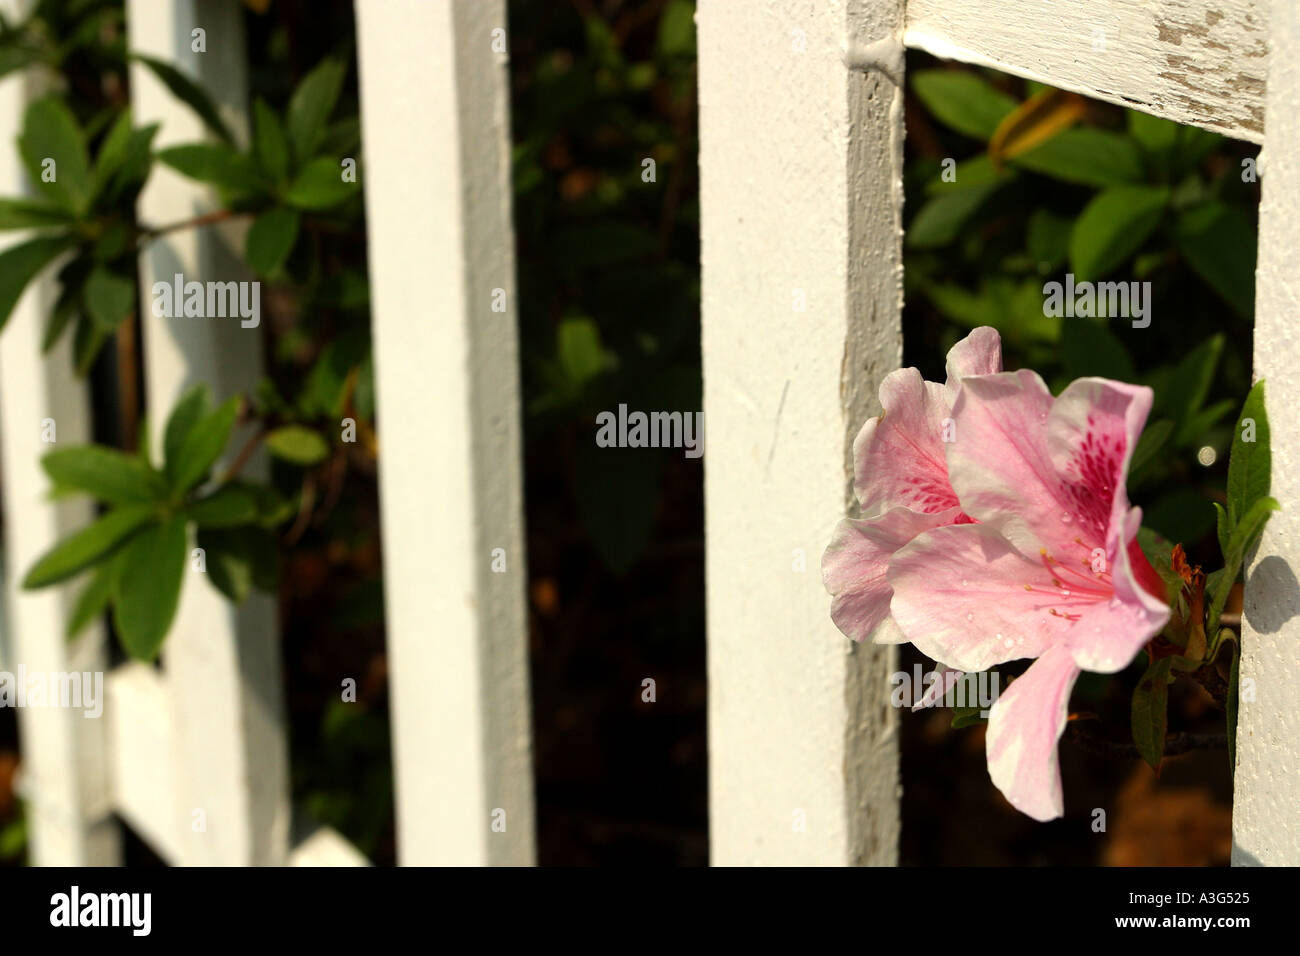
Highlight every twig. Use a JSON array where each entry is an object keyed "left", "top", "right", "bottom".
[
  {"left": 1065, "top": 721, "right": 1226, "bottom": 760},
  {"left": 143, "top": 208, "right": 247, "bottom": 240},
  {"left": 218, "top": 425, "right": 266, "bottom": 484}
]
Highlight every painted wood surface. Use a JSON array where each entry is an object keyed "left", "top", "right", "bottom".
[
  {"left": 1232, "top": 0, "right": 1300, "bottom": 866},
  {"left": 699, "top": 0, "right": 904, "bottom": 865},
  {"left": 355, "top": 0, "right": 536, "bottom": 865},
  {"left": 906, "top": 0, "right": 1268, "bottom": 142},
  {"left": 127, "top": 0, "right": 288, "bottom": 866},
  {"left": 0, "top": 0, "right": 118, "bottom": 866}
]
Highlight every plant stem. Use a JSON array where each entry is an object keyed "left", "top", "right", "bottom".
[
  {"left": 218, "top": 426, "right": 266, "bottom": 484},
  {"left": 1065, "top": 721, "right": 1226, "bottom": 760},
  {"left": 143, "top": 208, "right": 248, "bottom": 241}
]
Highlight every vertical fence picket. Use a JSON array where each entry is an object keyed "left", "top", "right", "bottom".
[
  {"left": 0, "top": 0, "right": 119, "bottom": 863},
  {"left": 1232, "top": 0, "right": 1300, "bottom": 867},
  {"left": 126, "top": 0, "right": 288, "bottom": 865},
  {"left": 355, "top": 0, "right": 535, "bottom": 865},
  {"left": 698, "top": 0, "right": 905, "bottom": 864}
]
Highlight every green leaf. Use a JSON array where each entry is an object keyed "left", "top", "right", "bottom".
[
  {"left": 198, "top": 526, "right": 277, "bottom": 603},
  {"left": 287, "top": 57, "right": 345, "bottom": 164},
  {"left": 1214, "top": 501, "right": 1231, "bottom": 559},
  {"left": 89, "top": 108, "right": 134, "bottom": 203},
  {"left": 557, "top": 316, "right": 608, "bottom": 388},
  {"left": 907, "top": 181, "right": 1002, "bottom": 249},
  {"left": 252, "top": 97, "right": 289, "bottom": 183},
  {"left": 245, "top": 207, "right": 299, "bottom": 276},
  {"left": 1128, "top": 110, "right": 1179, "bottom": 157},
  {"left": 1136, "top": 527, "right": 1182, "bottom": 605},
  {"left": 1179, "top": 399, "right": 1235, "bottom": 449},
  {"left": 72, "top": 312, "right": 107, "bottom": 376},
  {"left": 950, "top": 705, "right": 987, "bottom": 729},
  {"left": 112, "top": 517, "right": 187, "bottom": 660},
  {"left": 1175, "top": 201, "right": 1256, "bottom": 319},
  {"left": 910, "top": 70, "right": 1016, "bottom": 140},
  {"left": 284, "top": 157, "right": 356, "bottom": 209},
  {"left": 163, "top": 384, "right": 211, "bottom": 487},
  {"left": 235, "top": 480, "right": 294, "bottom": 527},
  {"left": 1143, "top": 487, "right": 1216, "bottom": 545},
  {"left": 1132, "top": 655, "right": 1173, "bottom": 770},
  {"left": 1226, "top": 380, "right": 1270, "bottom": 531},
  {"left": 1130, "top": 418, "right": 1175, "bottom": 476},
  {"left": 1026, "top": 208, "right": 1071, "bottom": 271},
  {"left": 1069, "top": 186, "right": 1169, "bottom": 280},
  {"left": 171, "top": 396, "right": 240, "bottom": 493},
  {"left": 265, "top": 425, "right": 329, "bottom": 466},
  {"left": 132, "top": 54, "right": 235, "bottom": 144},
  {"left": 1061, "top": 317, "right": 1136, "bottom": 381},
  {"left": 42, "top": 445, "right": 166, "bottom": 504},
  {"left": 19, "top": 96, "right": 92, "bottom": 215},
  {"left": 1209, "top": 496, "right": 1279, "bottom": 633},
  {"left": 0, "top": 197, "right": 75, "bottom": 230},
  {"left": 83, "top": 265, "right": 134, "bottom": 331},
  {"left": 0, "top": 234, "right": 76, "bottom": 334},
  {"left": 42, "top": 286, "right": 79, "bottom": 353},
  {"left": 1010, "top": 129, "right": 1144, "bottom": 187},
  {"left": 657, "top": 0, "right": 696, "bottom": 58},
  {"left": 67, "top": 563, "right": 114, "bottom": 639},
  {"left": 186, "top": 484, "right": 259, "bottom": 527},
  {"left": 576, "top": 443, "right": 660, "bottom": 575},
  {"left": 1155, "top": 333, "right": 1223, "bottom": 440},
  {"left": 102, "top": 123, "right": 159, "bottom": 205},
  {"left": 156, "top": 143, "right": 266, "bottom": 194},
  {"left": 22, "top": 505, "right": 155, "bottom": 589}
]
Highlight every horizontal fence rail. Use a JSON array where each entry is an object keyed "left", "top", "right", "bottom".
[{"left": 904, "top": 0, "right": 1268, "bottom": 143}]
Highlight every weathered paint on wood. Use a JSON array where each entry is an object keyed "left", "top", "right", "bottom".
[
  {"left": 906, "top": 0, "right": 1268, "bottom": 142},
  {"left": 699, "top": 0, "right": 904, "bottom": 864}
]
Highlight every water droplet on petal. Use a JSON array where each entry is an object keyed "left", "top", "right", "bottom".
[
  {"left": 966, "top": 613, "right": 973, "bottom": 622},
  {"left": 1061, "top": 513, "right": 1073, "bottom": 524},
  {"left": 1109, "top": 597, "right": 1122, "bottom": 609},
  {"left": 960, "top": 579, "right": 969, "bottom": 588},
  {"left": 1062, "top": 589, "right": 1071, "bottom": 597}
]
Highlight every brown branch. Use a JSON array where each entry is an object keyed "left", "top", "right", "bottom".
[
  {"left": 143, "top": 208, "right": 248, "bottom": 240},
  {"left": 218, "top": 425, "right": 266, "bottom": 485},
  {"left": 1065, "top": 721, "right": 1227, "bottom": 760}
]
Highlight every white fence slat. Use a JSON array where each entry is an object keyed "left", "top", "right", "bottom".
[
  {"left": 106, "top": 664, "right": 182, "bottom": 862},
  {"left": 1232, "top": 0, "right": 1300, "bottom": 866},
  {"left": 127, "top": 0, "right": 289, "bottom": 866},
  {"left": 355, "top": 0, "right": 535, "bottom": 865},
  {"left": 0, "top": 15, "right": 119, "bottom": 865},
  {"left": 699, "top": 0, "right": 904, "bottom": 864},
  {"left": 288, "top": 826, "right": 372, "bottom": 867},
  {"left": 905, "top": 0, "right": 1268, "bottom": 143}
]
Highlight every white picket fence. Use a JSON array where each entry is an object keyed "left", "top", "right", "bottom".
[{"left": 0, "top": 0, "right": 1295, "bottom": 867}]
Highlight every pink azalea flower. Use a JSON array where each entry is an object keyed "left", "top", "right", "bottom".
[
  {"left": 821, "top": 328, "right": 1001, "bottom": 644},
  {"left": 887, "top": 369, "right": 1170, "bottom": 821}
]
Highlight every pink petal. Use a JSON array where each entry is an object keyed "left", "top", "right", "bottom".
[
  {"left": 1047, "top": 377, "right": 1153, "bottom": 556},
  {"left": 946, "top": 371, "right": 1154, "bottom": 568},
  {"left": 1065, "top": 507, "right": 1170, "bottom": 673},
  {"left": 944, "top": 326, "right": 1003, "bottom": 401},
  {"left": 822, "top": 507, "right": 960, "bottom": 643},
  {"left": 887, "top": 523, "right": 1066, "bottom": 671},
  {"left": 912, "top": 666, "right": 965, "bottom": 711},
  {"left": 945, "top": 369, "right": 1064, "bottom": 555},
  {"left": 986, "top": 643, "right": 1081, "bottom": 822},
  {"left": 853, "top": 369, "right": 959, "bottom": 517}
]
